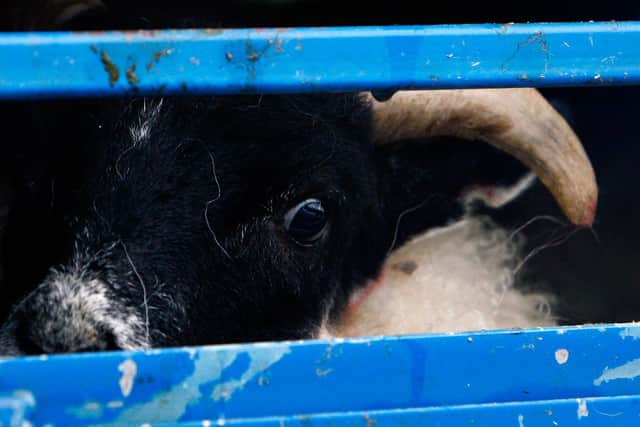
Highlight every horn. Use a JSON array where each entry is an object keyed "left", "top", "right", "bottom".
[{"left": 366, "top": 88, "right": 597, "bottom": 226}]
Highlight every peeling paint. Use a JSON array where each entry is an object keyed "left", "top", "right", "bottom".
[
  {"left": 363, "top": 414, "right": 377, "bottom": 426},
  {"left": 115, "top": 352, "right": 237, "bottom": 423},
  {"left": 98, "top": 50, "right": 120, "bottom": 86},
  {"left": 315, "top": 368, "right": 333, "bottom": 377},
  {"left": 114, "top": 345, "right": 290, "bottom": 424},
  {"left": 9, "top": 391, "right": 35, "bottom": 427},
  {"left": 555, "top": 349, "right": 569, "bottom": 365},
  {"left": 66, "top": 401, "right": 103, "bottom": 419},
  {"left": 126, "top": 64, "right": 139, "bottom": 86},
  {"left": 577, "top": 399, "right": 589, "bottom": 419},
  {"left": 620, "top": 327, "right": 640, "bottom": 340},
  {"left": 594, "top": 358, "right": 640, "bottom": 386},
  {"left": 212, "top": 346, "right": 290, "bottom": 401},
  {"left": 118, "top": 359, "right": 138, "bottom": 398}
]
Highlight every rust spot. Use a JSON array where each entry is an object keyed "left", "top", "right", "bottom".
[
  {"left": 126, "top": 64, "right": 139, "bottom": 85},
  {"left": 274, "top": 39, "right": 284, "bottom": 53},
  {"left": 246, "top": 41, "right": 267, "bottom": 62},
  {"left": 146, "top": 62, "right": 154, "bottom": 72},
  {"left": 203, "top": 28, "right": 223, "bottom": 35},
  {"left": 363, "top": 415, "right": 377, "bottom": 427},
  {"left": 225, "top": 52, "right": 233, "bottom": 61},
  {"left": 99, "top": 51, "right": 120, "bottom": 86},
  {"left": 391, "top": 260, "right": 418, "bottom": 275},
  {"left": 153, "top": 48, "right": 173, "bottom": 63},
  {"left": 90, "top": 45, "right": 99, "bottom": 53}
]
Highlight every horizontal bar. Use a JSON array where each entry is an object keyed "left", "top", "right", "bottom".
[
  {"left": 178, "top": 395, "right": 640, "bottom": 426},
  {"left": 1, "top": 21, "right": 640, "bottom": 99},
  {"left": 1, "top": 323, "right": 639, "bottom": 426}
]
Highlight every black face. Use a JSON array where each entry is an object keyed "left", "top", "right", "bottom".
[
  {"left": 0, "top": 1, "right": 538, "bottom": 355},
  {"left": 0, "top": 94, "right": 394, "bottom": 353}
]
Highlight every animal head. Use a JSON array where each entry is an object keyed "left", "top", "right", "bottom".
[{"left": 0, "top": 2, "right": 597, "bottom": 355}]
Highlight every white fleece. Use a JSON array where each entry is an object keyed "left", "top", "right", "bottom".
[{"left": 332, "top": 216, "right": 556, "bottom": 337}]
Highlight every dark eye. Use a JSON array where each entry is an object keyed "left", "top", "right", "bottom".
[{"left": 284, "top": 199, "right": 328, "bottom": 245}]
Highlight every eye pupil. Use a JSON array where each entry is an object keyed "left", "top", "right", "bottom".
[{"left": 284, "top": 199, "right": 328, "bottom": 245}]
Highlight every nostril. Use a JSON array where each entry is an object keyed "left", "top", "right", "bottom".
[
  {"left": 14, "top": 316, "right": 46, "bottom": 355},
  {"left": 75, "top": 331, "right": 120, "bottom": 353},
  {"left": 12, "top": 308, "right": 122, "bottom": 354}
]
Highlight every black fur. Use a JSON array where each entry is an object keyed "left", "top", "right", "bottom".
[{"left": 0, "top": 2, "right": 549, "bottom": 354}]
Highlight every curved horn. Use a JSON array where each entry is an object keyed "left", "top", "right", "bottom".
[{"left": 367, "top": 88, "right": 597, "bottom": 226}]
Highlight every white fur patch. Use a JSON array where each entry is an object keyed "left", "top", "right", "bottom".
[
  {"left": 129, "top": 99, "right": 163, "bottom": 146},
  {"left": 38, "top": 272, "right": 149, "bottom": 351},
  {"left": 332, "top": 217, "right": 555, "bottom": 337}
]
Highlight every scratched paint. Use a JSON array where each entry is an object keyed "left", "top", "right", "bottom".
[
  {"left": 211, "top": 347, "right": 290, "bottom": 401},
  {"left": 620, "top": 327, "right": 640, "bottom": 340},
  {"left": 593, "top": 358, "right": 640, "bottom": 386},
  {"left": 115, "top": 345, "right": 290, "bottom": 423},
  {"left": 2, "top": 22, "right": 640, "bottom": 99},
  {"left": 577, "top": 399, "right": 589, "bottom": 419}
]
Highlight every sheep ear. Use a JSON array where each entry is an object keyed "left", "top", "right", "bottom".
[{"left": 376, "top": 136, "right": 534, "bottom": 250}]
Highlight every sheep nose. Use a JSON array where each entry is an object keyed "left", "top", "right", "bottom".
[
  {"left": 11, "top": 304, "right": 120, "bottom": 355},
  {"left": 7, "top": 279, "right": 122, "bottom": 355}
]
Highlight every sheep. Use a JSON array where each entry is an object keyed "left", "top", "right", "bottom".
[{"left": 0, "top": 3, "right": 597, "bottom": 355}]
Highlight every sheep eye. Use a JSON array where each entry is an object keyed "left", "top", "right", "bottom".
[{"left": 284, "top": 199, "right": 328, "bottom": 245}]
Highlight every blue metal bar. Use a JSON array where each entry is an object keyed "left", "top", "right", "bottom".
[
  {"left": 1, "top": 21, "right": 640, "bottom": 99},
  {"left": 1, "top": 324, "right": 639, "bottom": 426},
  {"left": 176, "top": 395, "right": 640, "bottom": 426}
]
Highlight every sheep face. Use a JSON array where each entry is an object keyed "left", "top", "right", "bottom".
[{"left": 0, "top": 94, "right": 390, "bottom": 354}]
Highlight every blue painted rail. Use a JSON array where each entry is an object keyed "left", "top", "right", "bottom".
[
  {"left": 1, "top": 21, "right": 640, "bottom": 99},
  {"left": 1, "top": 324, "right": 640, "bottom": 426},
  {"left": 2, "top": 21, "right": 640, "bottom": 426}
]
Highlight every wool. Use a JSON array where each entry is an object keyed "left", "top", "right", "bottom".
[{"left": 332, "top": 217, "right": 556, "bottom": 337}]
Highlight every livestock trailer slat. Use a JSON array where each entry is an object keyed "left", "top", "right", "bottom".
[
  {"left": 2, "top": 20, "right": 640, "bottom": 427},
  {"left": 1, "top": 21, "right": 640, "bottom": 99},
  {"left": 169, "top": 395, "right": 640, "bottom": 426},
  {"left": 1, "top": 324, "right": 639, "bottom": 426}
]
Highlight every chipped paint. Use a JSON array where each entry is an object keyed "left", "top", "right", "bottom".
[
  {"left": 593, "top": 358, "right": 640, "bottom": 386},
  {"left": 577, "top": 399, "right": 589, "bottom": 419},
  {"left": 115, "top": 345, "right": 290, "bottom": 424},
  {"left": 8, "top": 391, "right": 35, "bottom": 427},
  {"left": 66, "top": 401, "right": 103, "bottom": 419},
  {"left": 620, "top": 327, "right": 640, "bottom": 340},
  {"left": 363, "top": 414, "right": 377, "bottom": 426},
  {"left": 315, "top": 368, "right": 333, "bottom": 377},
  {"left": 555, "top": 349, "right": 569, "bottom": 365},
  {"left": 107, "top": 400, "right": 124, "bottom": 408},
  {"left": 118, "top": 359, "right": 138, "bottom": 398},
  {"left": 126, "top": 64, "right": 139, "bottom": 85},
  {"left": 211, "top": 346, "right": 290, "bottom": 401},
  {"left": 518, "top": 414, "right": 525, "bottom": 427},
  {"left": 114, "top": 352, "right": 237, "bottom": 424},
  {"left": 98, "top": 50, "right": 120, "bottom": 86}
]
